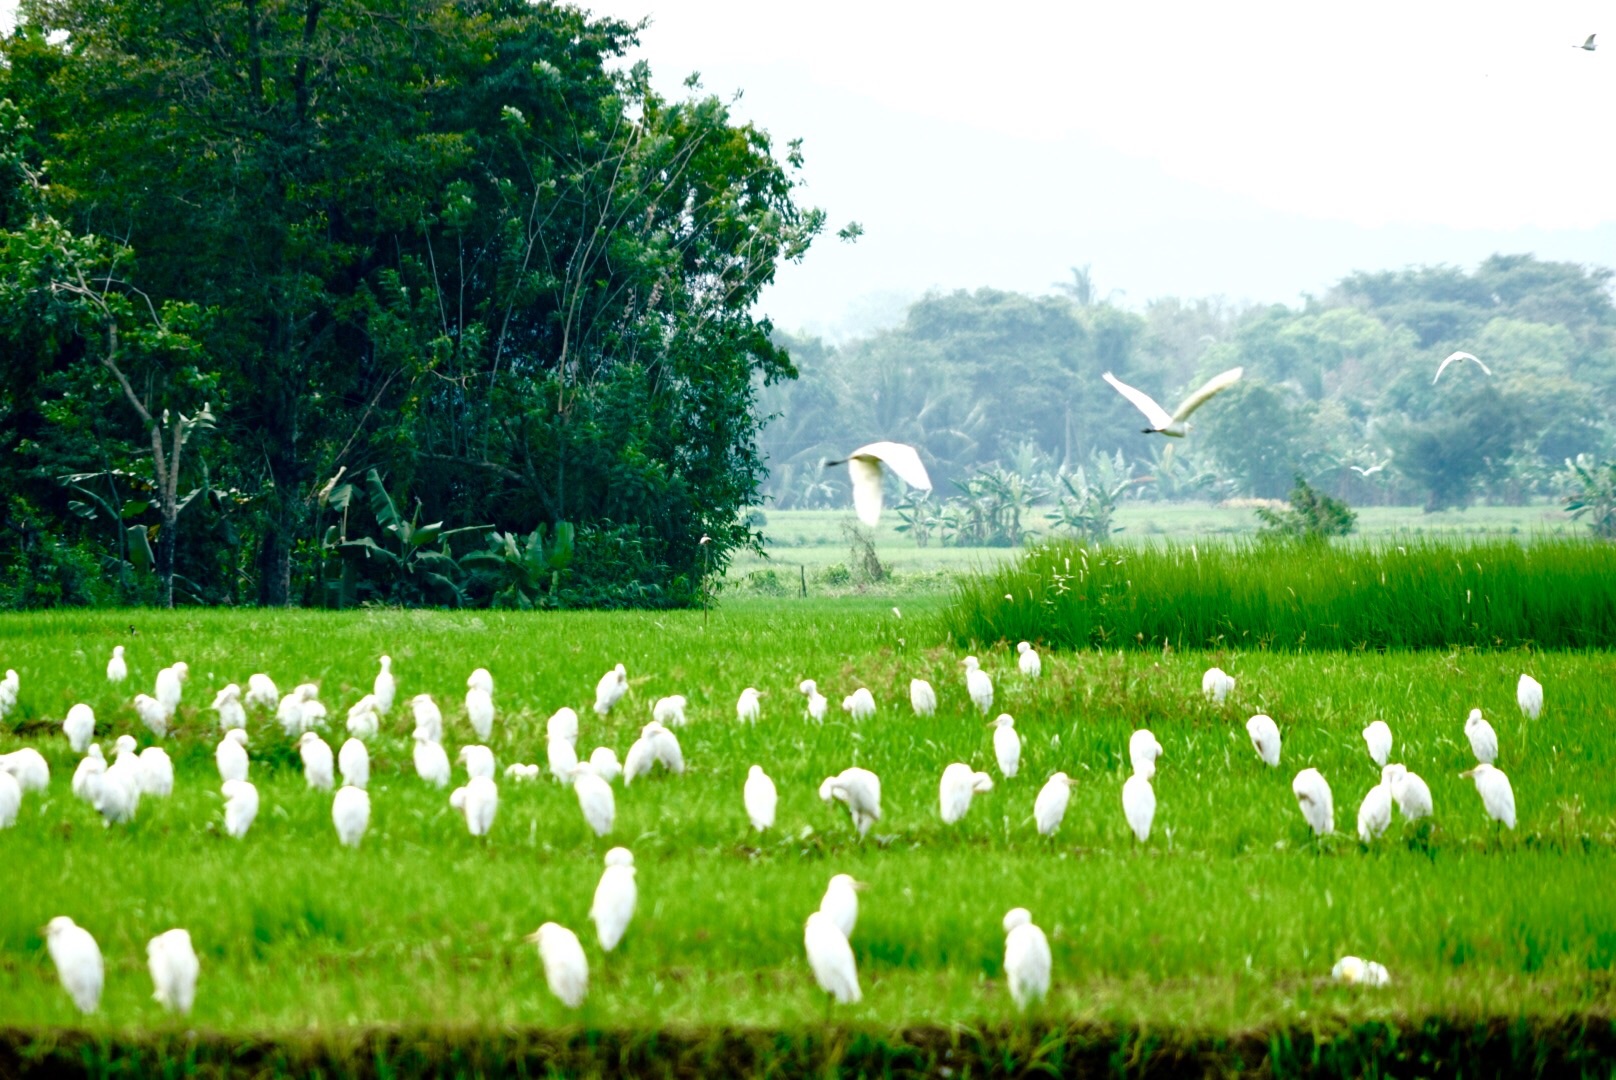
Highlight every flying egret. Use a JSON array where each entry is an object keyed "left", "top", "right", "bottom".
[
  {"left": 1362, "top": 720, "right": 1392, "bottom": 767},
  {"left": 297, "top": 732, "right": 335, "bottom": 791},
  {"left": 962, "top": 656, "right": 994, "bottom": 714},
  {"left": 825, "top": 440, "right": 933, "bottom": 526},
  {"left": 909, "top": 679, "right": 936, "bottom": 717},
  {"left": 990, "top": 714, "right": 1021, "bottom": 778},
  {"left": 1460, "top": 763, "right": 1516, "bottom": 829},
  {"left": 221, "top": 779, "right": 259, "bottom": 838},
  {"left": 44, "top": 917, "right": 103, "bottom": 1015},
  {"left": 803, "top": 910, "right": 861, "bottom": 1004},
  {"left": 1577, "top": 32, "right": 1597, "bottom": 50},
  {"left": 0, "top": 747, "right": 49, "bottom": 792},
  {"left": 147, "top": 928, "right": 199, "bottom": 1015},
  {"left": 465, "top": 681, "right": 495, "bottom": 742},
  {"left": 459, "top": 743, "right": 496, "bottom": 781},
  {"left": 449, "top": 775, "right": 499, "bottom": 836},
  {"left": 72, "top": 745, "right": 106, "bottom": 802},
  {"left": 212, "top": 684, "right": 246, "bottom": 732},
  {"left": 1202, "top": 667, "right": 1235, "bottom": 703},
  {"left": 819, "top": 873, "right": 865, "bottom": 938},
  {"left": 1017, "top": 642, "right": 1042, "bottom": 678},
  {"left": 216, "top": 729, "right": 249, "bottom": 783},
  {"left": 1356, "top": 782, "right": 1392, "bottom": 842},
  {"left": 345, "top": 695, "right": 380, "bottom": 739},
  {"left": 138, "top": 746, "right": 173, "bottom": 797},
  {"left": 1246, "top": 714, "right": 1281, "bottom": 767},
  {"left": 373, "top": 655, "right": 396, "bottom": 714},
  {"left": 1102, "top": 367, "right": 1244, "bottom": 437},
  {"left": 412, "top": 728, "right": 451, "bottom": 787},
  {"left": 594, "top": 663, "right": 628, "bottom": 716},
  {"left": 1034, "top": 772, "right": 1077, "bottom": 836},
  {"left": 589, "top": 746, "right": 622, "bottom": 782},
  {"left": 736, "top": 687, "right": 763, "bottom": 724},
  {"left": 547, "top": 735, "right": 579, "bottom": 784},
  {"left": 338, "top": 737, "right": 369, "bottom": 789},
  {"left": 244, "top": 673, "right": 278, "bottom": 712},
  {"left": 63, "top": 704, "right": 96, "bottom": 753},
  {"left": 939, "top": 762, "right": 994, "bottom": 825},
  {"left": 590, "top": 847, "right": 637, "bottom": 951},
  {"left": 1517, "top": 674, "right": 1543, "bottom": 719},
  {"left": 526, "top": 922, "right": 588, "bottom": 1008},
  {"left": 842, "top": 687, "right": 876, "bottom": 721},
  {"left": 1128, "top": 729, "right": 1164, "bottom": 780},
  {"left": 570, "top": 763, "right": 616, "bottom": 836},
  {"left": 107, "top": 646, "right": 128, "bottom": 684},
  {"left": 0, "top": 770, "right": 21, "bottom": 829},
  {"left": 799, "top": 679, "right": 829, "bottom": 722},
  {"left": 1464, "top": 708, "right": 1498, "bottom": 764},
  {"left": 0, "top": 669, "right": 16, "bottom": 718},
  {"left": 1292, "top": 768, "right": 1334, "bottom": 836},
  {"left": 467, "top": 667, "right": 493, "bottom": 695},
  {"left": 154, "top": 661, "right": 188, "bottom": 716},
  {"left": 547, "top": 706, "right": 580, "bottom": 747},
  {"left": 1002, "top": 907, "right": 1052, "bottom": 1010},
  {"left": 410, "top": 694, "right": 444, "bottom": 743},
  {"left": 1382, "top": 763, "right": 1433, "bottom": 821},
  {"left": 1122, "top": 772, "right": 1156, "bottom": 842},
  {"left": 1432, "top": 350, "right": 1492, "bottom": 383},
  {"left": 744, "top": 765, "right": 778, "bottom": 831},
  {"left": 819, "top": 766, "right": 882, "bottom": 839},
  {"left": 652, "top": 695, "right": 688, "bottom": 727},
  {"left": 1333, "top": 956, "right": 1390, "bottom": 987}
]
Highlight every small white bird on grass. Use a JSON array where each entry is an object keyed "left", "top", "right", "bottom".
[
  {"left": 63, "top": 704, "right": 96, "bottom": 753},
  {"left": 803, "top": 911, "right": 861, "bottom": 1005},
  {"left": 1432, "top": 350, "right": 1492, "bottom": 384},
  {"left": 0, "top": 669, "right": 16, "bottom": 718},
  {"left": 825, "top": 440, "right": 933, "bottom": 527},
  {"left": 413, "top": 728, "right": 451, "bottom": 788},
  {"left": 245, "top": 673, "right": 278, "bottom": 712},
  {"left": 505, "top": 762, "right": 540, "bottom": 782},
  {"left": 93, "top": 759, "right": 140, "bottom": 826},
  {"left": 623, "top": 722, "right": 682, "bottom": 785},
  {"left": 527, "top": 922, "right": 588, "bottom": 1009},
  {"left": 1362, "top": 721, "right": 1392, "bottom": 767},
  {"left": 216, "top": 729, "right": 249, "bottom": 783},
  {"left": 338, "top": 738, "right": 369, "bottom": 789},
  {"left": 1292, "top": 768, "right": 1335, "bottom": 837},
  {"left": 1017, "top": 642, "right": 1041, "bottom": 678},
  {"left": 449, "top": 775, "right": 499, "bottom": 836},
  {"left": 44, "top": 917, "right": 103, "bottom": 1015},
  {"left": 962, "top": 656, "right": 994, "bottom": 714},
  {"left": 212, "top": 685, "right": 246, "bottom": 732},
  {"left": 1357, "top": 782, "right": 1392, "bottom": 843},
  {"left": 0, "top": 771, "right": 20, "bottom": 829},
  {"left": 1246, "top": 714, "right": 1281, "bottom": 767},
  {"left": 990, "top": 714, "right": 1021, "bottom": 778},
  {"left": 147, "top": 928, "right": 199, "bottom": 1015},
  {"left": 467, "top": 667, "right": 493, "bottom": 695},
  {"left": 1517, "top": 674, "right": 1543, "bottom": 719},
  {"left": 0, "top": 747, "right": 49, "bottom": 793},
  {"left": 548, "top": 736, "right": 579, "bottom": 784},
  {"left": 154, "top": 661, "right": 188, "bottom": 716},
  {"left": 1102, "top": 366, "right": 1244, "bottom": 437},
  {"left": 652, "top": 695, "right": 687, "bottom": 727},
  {"left": 1460, "top": 763, "right": 1516, "bottom": 829},
  {"left": 842, "top": 687, "right": 876, "bottom": 721},
  {"left": 799, "top": 680, "right": 829, "bottom": 722},
  {"left": 107, "top": 646, "right": 128, "bottom": 685},
  {"left": 1202, "top": 667, "right": 1235, "bottom": 703},
  {"left": 820, "top": 767, "right": 882, "bottom": 839},
  {"left": 588, "top": 746, "right": 622, "bottom": 783},
  {"left": 590, "top": 848, "right": 637, "bottom": 951},
  {"left": 736, "top": 687, "right": 763, "bottom": 724},
  {"left": 909, "top": 679, "right": 936, "bottom": 717},
  {"left": 465, "top": 679, "right": 495, "bottom": 743},
  {"left": 1122, "top": 773, "right": 1155, "bottom": 842},
  {"left": 1129, "top": 729, "right": 1164, "bottom": 780},
  {"left": 134, "top": 694, "right": 169, "bottom": 739},
  {"left": 72, "top": 745, "right": 106, "bottom": 802},
  {"left": 594, "top": 663, "right": 628, "bottom": 716},
  {"left": 1382, "top": 763, "right": 1433, "bottom": 822},
  {"left": 332, "top": 785, "right": 370, "bottom": 848},
  {"left": 345, "top": 695, "right": 380, "bottom": 740},
  {"left": 570, "top": 763, "right": 616, "bottom": 836},
  {"left": 298, "top": 732, "right": 335, "bottom": 790},
  {"left": 369, "top": 655, "right": 395, "bottom": 714},
  {"left": 1464, "top": 708, "right": 1498, "bottom": 764},
  {"left": 1002, "top": 907, "right": 1052, "bottom": 1010},
  {"left": 1333, "top": 955, "right": 1390, "bottom": 987},
  {"left": 1034, "top": 772, "right": 1077, "bottom": 836},
  {"left": 547, "top": 707, "right": 580, "bottom": 747},
  {"left": 138, "top": 746, "right": 173, "bottom": 797},
  {"left": 410, "top": 694, "right": 444, "bottom": 743},
  {"left": 819, "top": 873, "right": 865, "bottom": 938},
  {"left": 744, "top": 765, "right": 778, "bottom": 831},
  {"left": 939, "top": 762, "right": 994, "bottom": 825},
  {"left": 274, "top": 689, "right": 306, "bottom": 738},
  {"left": 459, "top": 744, "right": 496, "bottom": 781},
  {"left": 221, "top": 779, "right": 259, "bottom": 839}
]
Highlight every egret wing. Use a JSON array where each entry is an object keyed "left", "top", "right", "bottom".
[
  {"left": 850, "top": 441, "right": 932, "bottom": 492},
  {"left": 1169, "top": 367, "right": 1244, "bottom": 423},
  {"left": 1433, "top": 350, "right": 1490, "bottom": 384},
  {"left": 1102, "top": 372, "right": 1174, "bottom": 430}
]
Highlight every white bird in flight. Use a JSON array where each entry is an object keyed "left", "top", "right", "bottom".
[
  {"left": 332, "top": 785, "right": 371, "bottom": 847},
  {"left": 1103, "top": 367, "right": 1243, "bottom": 436},
  {"left": 590, "top": 847, "right": 637, "bottom": 951},
  {"left": 803, "top": 910, "right": 861, "bottom": 1005},
  {"left": 744, "top": 764, "right": 778, "bottom": 831},
  {"left": 1246, "top": 714, "right": 1281, "bottom": 767},
  {"left": 1432, "top": 350, "right": 1492, "bottom": 384},
  {"left": 44, "top": 916, "right": 103, "bottom": 1015},
  {"left": 825, "top": 440, "right": 933, "bottom": 526},
  {"left": 1002, "top": 907, "right": 1052, "bottom": 1010},
  {"left": 1034, "top": 772, "right": 1077, "bottom": 836},
  {"left": 527, "top": 922, "right": 588, "bottom": 1008},
  {"left": 147, "top": 928, "right": 199, "bottom": 1015}
]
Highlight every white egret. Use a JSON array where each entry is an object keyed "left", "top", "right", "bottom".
[
  {"left": 622, "top": 733, "right": 655, "bottom": 785},
  {"left": 819, "top": 873, "right": 865, "bottom": 938},
  {"left": 459, "top": 743, "right": 496, "bottom": 781},
  {"left": 274, "top": 690, "right": 306, "bottom": 737},
  {"left": 449, "top": 775, "right": 499, "bottom": 836},
  {"left": 147, "top": 928, "right": 199, "bottom": 1015},
  {"left": 909, "top": 679, "right": 936, "bottom": 717},
  {"left": 44, "top": 917, "right": 103, "bottom": 1014},
  {"left": 744, "top": 764, "right": 778, "bottom": 831},
  {"left": 135, "top": 693, "right": 169, "bottom": 738},
  {"left": 1382, "top": 763, "right": 1433, "bottom": 822},
  {"left": 154, "top": 661, "right": 188, "bottom": 715},
  {"left": 526, "top": 922, "right": 588, "bottom": 1008},
  {"left": 547, "top": 706, "right": 580, "bottom": 747},
  {"left": 1460, "top": 763, "right": 1516, "bottom": 829},
  {"left": 107, "top": 646, "right": 128, "bottom": 684},
  {"left": 990, "top": 714, "right": 1021, "bottom": 778},
  {"left": 652, "top": 695, "right": 688, "bottom": 727},
  {"left": 1122, "top": 772, "right": 1156, "bottom": 842},
  {"left": 410, "top": 694, "right": 444, "bottom": 743},
  {"left": 113, "top": 733, "right": 139, "bottom": 767},
  {"left": 0, "top": 669, "right": 16, "bottom": 718},
  {"left": 338, "top": 737, "right": 369, "bottom": 789},
  {"left": 221, "top": 779, "right": 259, "bottom": 837},
  {"left": 244, "top": 673, "right": 279, "bottom": 712},
  {"left": 736, "top": 687, "right": 763, "bottom": 724},
  {"left": 1102, "top": 366, "right": 1244, "bottom": 437},
  {"left": 345, "top": 695, "right": 379, "bottom": 739},
  {"left": 373, "top": 655, "right": 396, "bottom": 714},
  {"left": 0, "top": 770, "right": 20, "bottom": 828},
  {"left": 1292, "top": 768, "right": 1334, "bottom": 836},
  {"left": 1333, "top": 955, "right": 1391, "bottom": 986},
  {"left": 216, "top": 729, "right": 249, "bottom": 783},
  {"left": 570, "top": 763, "right": 616, "bottom": 836},
  {"left": 1246, "top": 714, "right": 1281, "bottom": 767},
  {"left": 588, "top": 746, "right": 622, "bottom": 782},
  {"left": 647, "top": 721, "right": 685, "bottom": 774},
  {"left": 1362, "top": 720, "right": 1392, "bottom": 767},
  {"left": 1034, "top": 772, "right": 1077, "bottom": 836},
  {"left": 799, "top": 679, "right": 828, "bottom": 722},
  {"left": 1202, "top": 667, "right": 1235, "bottom": 703},
  {"left": 547, "top": 736, "right": 579, "bottom": 784},
  {"left": 842, "top": 687, "right": 876, "bottom": 721},
  {"left": 93, "top": 759, "right": 140, "bottom": 826},
  {"left": 1002, "top": 907, "right": 1052, "bottom": 1010},
  {"left": 803, "top": 911, "right": 861, "bottom": 1004},
  {"left": 962, "top": 656, "right": 994, "bottom": 714},
  {"left": 138, "top": 746, "right": 173, "bottom": 797},
  {"left": 1517, "top": 674, "right": 1543, "bottom": 719},
  {"left": 63, "top": 704, "right": 96, "bottom": 753},
  {"left": 72, "top": 745, "right": 107, "bottom": 802},
  {"left": 297, "top": 732, "right": 335, "bottom": 791},
  {"left": 1464, "top": 708, "right": 1498, "bottom": 765},
  {"left": 1016, "top": 641, "right": 1042, "bottom": 679},
  {"left": 825, "top": 440, "right": 933, "bottom": 526},
  {"left": 1432, "top": 350, "right": 1491, "bottom": 383},
  {"left": 1128, "top": 729, "right": 1164, "bottom": 780},
  {"left": 1356, "top": 782, "right": 1392, "bottom": 842},
  {"left": 590, "top": 847, "right": 637, "bottom": 951},
  {"left": 330, "top": 784, "right": 370, "bottom": 847},
  {"left": 504, "top": 762, "right": 541, "bottom": 782},
  {"left": 412, "top": 728, "right": 451, "bottom": 787},
  {"left": 1577, "top": 32, "right": 1597, "bottom": 50},
  {"left": 939, "top": 762, "right": 994, "bottom": 825},
  {"left": 594, "top": 663, "right": 628, "bottom": 716},
  {"left": 819, "top": 766, "right": 882, "bottom": 839},
  {"left": 467, "top": 667, "right": 493, "bottom": 695},
  {"left": 0, "top": 747, "right": 49, "bottom": 792},
  {"left": 212, "top": 684, "right": 246, "bottom": 732},
  {"left": 465, "top": 683, "right": 495, "bottom": 743}
]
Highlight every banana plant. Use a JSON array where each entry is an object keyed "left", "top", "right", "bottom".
[
  {"left": 319, "top": 468, "right": 490, "bottom": 606},
  {"left": 463, "top": 522, "right": 577, "bottom": 608}
]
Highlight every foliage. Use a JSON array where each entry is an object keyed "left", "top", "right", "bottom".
[
  {"left": 1562, "top": 456, "right": 1616, "bottom": 540},
  {"left": 1254, "top": 475, "right": 1358, "bottom": 542},
  {"left": 463, "top": 523, "right": 576, "bottom": 609},
  {"left": 840, "top": 521, "right": 888, "bottom": 583},
  {"left": 319, "top": 469, "right": 490, "bottom": 608},
  {"left": 1044, "top": 450, "right": 1136, "bottom": 543}
]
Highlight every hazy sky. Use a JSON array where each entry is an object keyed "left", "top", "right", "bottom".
[{"left": 7, "top": 1, "right": 1611, "bottom": 339}]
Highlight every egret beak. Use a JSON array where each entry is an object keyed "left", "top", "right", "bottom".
[
  {"left": 1459, "top": 768, "right": 1476, "bottom": 778},
  {"left": 852, "top": 880, "right": 870, "bottom": 891},
  {"left": 523, "top": 929, "right": 543, "bottom": 944},
  {"left": 1065, "top": 777, "right": 1079, "bottom": 787}
]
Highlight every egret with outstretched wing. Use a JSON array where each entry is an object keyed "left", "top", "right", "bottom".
[
  {"left": 1102, "top": 368, "right": 1243, "bottom": 436},
  {"left": 1432, "top": 351, "right": 1492, "bottom": 384},
  {"left": 826, "top": 441, "right": 932, "bottom": 525}
]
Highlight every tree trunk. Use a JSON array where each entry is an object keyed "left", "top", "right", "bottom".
[{"left": 158, "top": 510, "right": 177, "bottom": 608}]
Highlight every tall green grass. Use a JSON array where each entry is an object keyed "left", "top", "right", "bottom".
[{"left": 946, "top": 537, "right": 1616, "bottom": 651}]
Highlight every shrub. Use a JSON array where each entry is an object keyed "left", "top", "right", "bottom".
[{"left": 1255, "top": 475, "right": 1357, "bottom": 542}]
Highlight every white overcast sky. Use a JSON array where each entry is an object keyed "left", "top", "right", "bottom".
[{"left": 7, "top": 1, "right": 1612, "bottom": 339}]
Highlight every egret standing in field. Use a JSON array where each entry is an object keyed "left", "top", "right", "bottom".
[
  {"left": 819, "top": 873, "right": 865, "bottom": 938},
  {"left": 1128, "top": 729, "right": 1164, "bottom": 780},
  {"left": 588, "top": 746, "right": 622, "bottom": 782},
  {"left": 0, "top": 747, "right": 49, "bottom": 792},
  {"left": 744, "top": 765, "right": 778, "bottom": 831},
  {"left": 1122, "top": 772, "right": 1156, "bottom": 842},
  {"left": 44, "top": 917, "right": 103, "bottom": 1015},
  {"left": 244, "top": 673, "right": 278, "bottom": 712},
  {"left": 212, "top": 684, "right": 246, "bottom": 732},
  {"left": 962, "top": 656, "right": 994, "bottom": 714},
  {"left": 526, "top": 923, "right": 588, "bottom": 1008},
  {"left": 450, "top": 775, "right": 499, "bottom": 837},
  {"left": 134, "top": 694, "right": 169, "bottom": 739},
  {"left": 1460, "top": 763, "right": 1516, "bottom": 829},
  {"left": 106, "top": 646, "right": 128, "bottom": 685},
  {"left": 990, "top": 714, "right": 1021, "bottom": 779},
  {"left": 371, "top": 655, "right": 395, "bottom": 714},
  {"left": 803, "top": 911, "right": 861, "bottom": 1005},
  {"left": 547, "top": 735, "right": 579, "bottom": 784},
  {"left": 274, "top": 688, "right": 306, "bottom": 737},
  {"left": 736, "top": 687, "right": 763, "bottom": 724},
  {"left": 297, "top": 732, "right": 334, "bottom": 790},
  {"left": 63, "top": 704, "right": 96, "bottom": 753},
  {"left": 1017, "top": 642, "right": 1042, "bottom": 678},
  {"left": 1362, "top": 721, "right": 1392, "bottom": 767},
  {"left": 1246, "top": 714, "right": 1281, "bottom": 767},
  {"left": 590, "top": 848, "right": 637, "bottom": 951},
  {"left": 909, "top": 678, "right": 936, "bottom": 717},
  {"left": 332, "top": 785, "right": 371, "bottom": 847},
  {"left": 465, "top": 673, "right": 495, "bottom": 742},
  {"left": 652, "top": 695, "right": 687, "bottom": 727},
  {"left": 819, "top": 766, "right": 882, "bottom": 839},
  {"left": 1002, "top": 908, "right": 1052, "bottom": 1010},
  {"left": 547, "top": 706, "right": 580, "bottom": 747},
  {"left": 1517, "top": 674, "right": 1543, "bottom": 719},
  {"left": 569, "top": 762, "right": 616, "bottom": 836},
  {"left": 459, "top": 743, "right": 496, "bottom": 781},
  {"left": 93, "top": 755, "right": 140, "bottom": 826},
  {"left": 410, "top": 694, "right": 444, "bottom": 744},
  {"left": 1464, "top": 708, "right": 1498, "bottom": 764},
  {"left": 72, "top": 745, "right": 106, "bottom": 802},
  {"left": 642, "top": 720, "right": 684, "bottom": 774},
  {"left": 147, "top": 928, "right": 199, "bottom": 1015},
  {"left": 1382, "top": 763, "right": 1433, "bottom": 822},
  {"left": 1356, "top": 781, "right": 1392, "bottom": 842},
  {"left": 594, "top": 663, "right": 628, "bottom": 716},
  {"left": 216, "top": 729, "right": 249, "bottom": 783},
  {"left": 413, "top": 727, "right": 451, "bottom": 787},
  {"left": 0, "top": 770, "right": 20, "bottom": 829},
  {"left": 1034, "top": 772, "right": 1077, "bottom": 836},
  {"left": 154, "top": 661, "right": 188, "bottom": 717},
  {"left": 138, "top": 745, "right": 173, "bottom": 797},
  {"left": 1202, "top": 667, "right": 1235, "bottom": 703},
  {"left": 338, "top": 737, "right": 369, "bottom": 789},
  {"left": 345, "top": 695, "right": 380, "bottom": 740},
  {"left": 799, "top": 679, "right": 829, "bottom": 722},
  {"left": 842, "top": 687, "right": 876, "bottom": 721},
  {"left": 0, "top": 668, "right": 16, "bottom": 719},
  {"left": 1292, "top": 768, "right": 1334, "bottom": 837},
  {"left": 221, "top": 779, "right": 259, "bottom": 838},
  {"left": 825, "top": 440, "right": 933, "bottom": 527},
  {"left": 1102, "top": 366, "right": 1244, "bottom": 437},
  {"left": 939, "top": 762, "right": 994, "bottom": 825}
]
